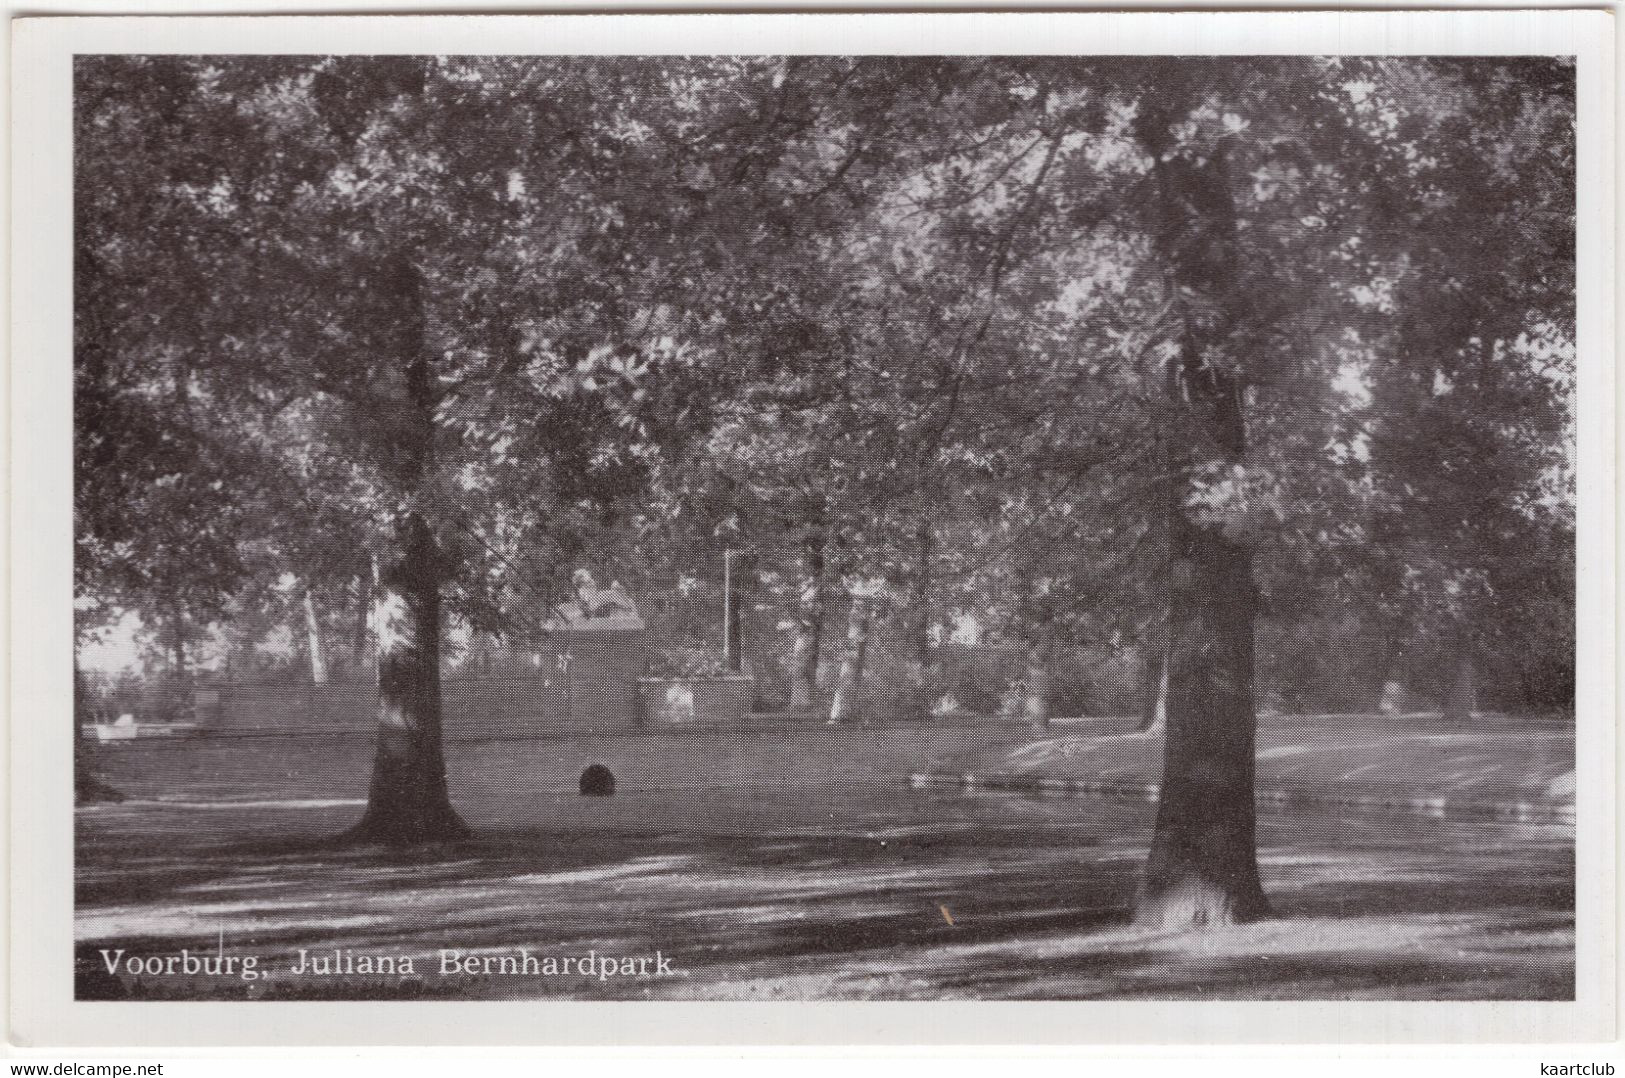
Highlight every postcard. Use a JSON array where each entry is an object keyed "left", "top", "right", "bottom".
[{"left": 9, "top": 10, "right": 1615, "bottom": 1047}]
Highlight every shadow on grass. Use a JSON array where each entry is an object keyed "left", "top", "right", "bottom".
[{"left": 75, "top": 790, "right": 1574, "bottom": 1001}]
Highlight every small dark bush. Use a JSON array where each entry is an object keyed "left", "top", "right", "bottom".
[{"left": 579, "top": 764, "right": 616, "bottom": 796}]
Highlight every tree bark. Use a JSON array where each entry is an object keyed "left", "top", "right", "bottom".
[
  {"left": 166, "top": 605, "right": 189, "bottom": 682},
  {"left": 905, "top": 524, "right": 942, "bottom": 719},
  {"left": 1138, "top": 642, "right": 1169, "bottom": 734},
  {"left": 1133, "top": 87, "right": 1269, "bottom": 929},
  {"left": 351, "top": 572, "right": 372, "bottom": 674},
  {"left": 347, "top": 247, "right": 468, "bottom": 845},
  {"left": 304, "top": 588, "right": 328, "bottom": 685},
  {"left": 1373, "top": 627, "right": 1406, "bottom": 714},
  {"left": 74, "top": 660, "right": 121, "bottom": 804},
  {"left": 348, "top": 516, "right": 468, "bottom": 844},
  {"left": 827, "top": 590, "right": 872, "bottom": 725},
  {"left": 1443, "top": 628, "right": 1478, "bottom": 722},
  {"left": 724, "top": 549, "right": 756, "bottom": 674},
  {"left": 1139, "top": 526, "right": 1268, "bottom": 928},
  {"left": 1023, "top": 638, "right": 1053, "bottom": 732},
  {"left": 788, "top": 543, "right": 825, "bottom": 711}
]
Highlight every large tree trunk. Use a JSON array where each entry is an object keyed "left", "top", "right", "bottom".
[
  {"left": 348, "top": 514, "right": 468, "bottom": 844},
  {"left": 1139, "top": 526, "right": 1268, "bottom": 928},
  {"left": 347, "top": 249, "right": 468, "bottom": 845},
  {"left": 1133, "top": 87, "right": 1269, "bottom": 929},
  {"left": 788, "top": 544, "right": 825, "bottom": 711},
  {"left": 827, "top": 590, "right": 872, "bottom": 725}
]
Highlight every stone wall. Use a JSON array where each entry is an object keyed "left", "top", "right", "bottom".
[{"left": 204, "top": 629, "right": 652, "bottom": 733}]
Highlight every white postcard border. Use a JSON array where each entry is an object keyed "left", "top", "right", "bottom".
[{"left": 9, "top": 10, "right": 1615, "bottom": 1047}]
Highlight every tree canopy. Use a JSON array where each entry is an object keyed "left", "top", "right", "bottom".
[{"left": 76, "top": 55, "right": 1574, "bottom": 918}]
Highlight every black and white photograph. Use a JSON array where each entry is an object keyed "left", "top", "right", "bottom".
[{"left": 10, "top": 10, "right": 1613, "bottom": 1045}]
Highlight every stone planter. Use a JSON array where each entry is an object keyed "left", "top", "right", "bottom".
[{"left": 638, "top": 675, "right": 756, "bottom": 726}]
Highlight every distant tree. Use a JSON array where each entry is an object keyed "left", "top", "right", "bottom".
[{"left": 1354, "top": 60, "right": 1576, "bottom": 720}]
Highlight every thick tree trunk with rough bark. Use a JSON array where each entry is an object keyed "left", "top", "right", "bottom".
[
  {"left": 1133, "top": 87, "right": 1269, "bottom": 929},
  {"left": 347, "top": 249, "right": 468, "bottom": 845},
  {"left": 348, "top": 517, "right": 468, "bottom": 844},
  {"left": 827, "top": 591, "right": 872, "bottom": 725},
  {"left": 1138, "top": 525, "right": 1268, "bottom": 927},
  {"left": 788, "top": 544, "right": 825, "bottom": 711}
]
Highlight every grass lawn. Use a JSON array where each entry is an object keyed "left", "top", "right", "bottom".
[
  {"left": 75, "top": 718, "right": 1574, "bottom": 1001},
  {"left": 933, "top": 712, "right": 1575, "bottom": 814}
]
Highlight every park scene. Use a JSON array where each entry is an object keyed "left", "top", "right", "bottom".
[{"left": 73, "top": 55, "right": 1575, "bottom": 1001}]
